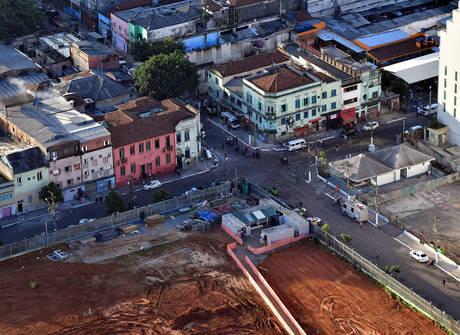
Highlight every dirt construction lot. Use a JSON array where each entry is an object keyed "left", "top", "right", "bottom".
[
  {"left": 260, "top": 242, "right": 446, "bottom": 335},
  {"left": 0, "top": 231, "right": 283, "bottom": 335}
]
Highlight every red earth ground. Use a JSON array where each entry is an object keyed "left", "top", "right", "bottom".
[
  {"left": 260, "top": 241, "right": 446, "bottom": 335},
  {"left": 0, "top": 235, "right": 283, "bottom": 335}
]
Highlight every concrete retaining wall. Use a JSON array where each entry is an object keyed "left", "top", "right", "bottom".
[
  {"left": 247, "top": 234, "right": 311, "bottom": 255},
  {"left": 245, "top": 255, "right": 307, "bottom": 335},
  {"left": 226, "top": 243, "right": 299, "bottom": 335}
]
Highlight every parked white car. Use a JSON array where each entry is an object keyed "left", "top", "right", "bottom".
[
  {"left": 143, "top": 179, "right": 162, "bottom": 190},
  {"left": 79, "top": 218, "right": 95, "bottom": 225},
  {"left": 409, "top": 250, "right": 429, "bottom": 263},
  {"left": 306, "top": 217, "right": 322, "bottom": 225},
  {"left": 362, "top": 121, "right": 379, "bottom": 131}
]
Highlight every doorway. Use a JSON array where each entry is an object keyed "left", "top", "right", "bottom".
[
  {"left": 401, "top": 168, "right": 407, "bottom": 178},
  {"left": 17, "top": 201, "right": 23, "bottom": 213}
]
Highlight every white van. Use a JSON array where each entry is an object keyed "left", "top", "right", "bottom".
[
  {"left": 287, "top": 139, "right": 307, "bottom": 151},
  {"left": 421, "top": 103, "right": 438, "bottom": 116}
]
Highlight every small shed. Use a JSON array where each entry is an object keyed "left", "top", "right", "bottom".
[{"left": 222, "top": 213, "right": 251, "bottom": 236}]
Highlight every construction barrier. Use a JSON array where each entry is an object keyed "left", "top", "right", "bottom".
[
  {"left": 226, "top": 243, "right": 301, "bottom": 335},
  {"left": 248, "top": 234, "right": 311, "bottom": 255},
  {"left": 245, "top": 255, "right": 307, "bottom": 335}
]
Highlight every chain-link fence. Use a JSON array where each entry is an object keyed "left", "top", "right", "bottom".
[
  {"left": 311, "top": 225, "right": 459, "bottom": 335},
  {"left": 0, "top": 182, "right": 231, "bottom": 260}
]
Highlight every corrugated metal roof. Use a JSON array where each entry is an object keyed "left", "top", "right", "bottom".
[
  {"left": 383, "top": 52, "right": 439, "bottom": 84},
  {"left": 355, "top": 30, "right": 410, "bottom": 48},
  {"left": 233, "top": 211, "right": 250, "bottom": 224},
  {"left": 0, "top": 71, "right": 49, "bottom": 100},
  {"left": 317, "top": 30, "right": 364, "bottom": 53},
  {"left": 260, "top": 207, "right": 277, "bottom": 217}
]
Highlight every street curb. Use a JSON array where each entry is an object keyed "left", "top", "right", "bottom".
[
  {"left": 1, "top": 213, "right": 51, "bottom": 229},
  {"left": 161, "top": 167, "right": 211, "bottom": 185}
]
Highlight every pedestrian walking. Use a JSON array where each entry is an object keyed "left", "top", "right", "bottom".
[
  {"left": 376, "top": 250, "right": 379, "bottom": 259},
  {"left": 336, "top": 144, "right": 339, "bottom": 152},
  {"left": 441, "top": 278, "right": 446, "bottom": 287}
]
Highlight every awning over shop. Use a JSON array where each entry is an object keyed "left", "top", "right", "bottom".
[
  {"left": 341, "top": 109, "right": 356, "bottom": 124},
  {"left": 383, "top": 52, "right": 439, "bottom": 84}
]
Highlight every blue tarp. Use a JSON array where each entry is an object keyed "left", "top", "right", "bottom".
[
  {"left": 197, "top": 211, "right": 219, "bottom": 223},
  {"left": 183, "top": 32, "right": 224, "bottom": 52}
]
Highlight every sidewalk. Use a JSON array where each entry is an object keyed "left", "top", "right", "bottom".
[{"left": 0, "top": 209, "right": 51, "bottom": 229}]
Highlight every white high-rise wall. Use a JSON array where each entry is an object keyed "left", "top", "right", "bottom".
[{"left": 437, "top": 1, "right": 460, "bottom": 145}]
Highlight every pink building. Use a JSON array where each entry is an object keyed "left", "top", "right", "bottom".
[
  {"left": 111, "top": 10, "right": 132, "bottom": 52},
  {"left": 104, "top": 97, "right": 182, "bottom": 187},
  {"left": 70, "top": 41, "right": 119, "bottom": 72}
]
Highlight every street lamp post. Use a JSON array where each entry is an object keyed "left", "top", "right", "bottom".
[{"left": 432, "top": 216, "right": 439, "bottom": 263}]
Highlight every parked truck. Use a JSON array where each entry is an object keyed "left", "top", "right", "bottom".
[{"left": 341, "top": 199, "right": 368, "bottom": 223}]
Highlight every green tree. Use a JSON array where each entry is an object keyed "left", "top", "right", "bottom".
[
  {"left": 106, "top": 190, "right": 127, "bottom": 215},
  {"left": 130, "top": 38, "right": 186, "bottom": 62},
  {"left": 133, "top": 51, "right": 199, "bottom": 100},
  {"left": 0, "top": 0, "right": 46, "bottom": 39},
  {"left": 152, "top": 189, "right": 169, "bottom": 203},
  {"left": 41, "top": 182, "right": 63, "bottom": 203}
]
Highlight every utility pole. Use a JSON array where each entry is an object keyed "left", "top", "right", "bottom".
[
  {"left": 235, "top": 165, "right": 238, "bottom": 193},
  {"left": 402, "top": 119, "right": 405, "bottom": 137},
  {"left": 375, "top": 179, "right": 380, "bottom": 226},
  {"left": 307, "top": 141, "right": 311, "bottom": 182},
  {"left": 224, "top": 152, "right": 228, "bottom": 180},
  {"left": 428, "top": 86, "right": 432, "bottom": 113},
  {"left": 344, "top": 162, "right": 351, "bottom": 200},
  {"left": 432, "top": 216, "right": 439, "bottom": 263}
]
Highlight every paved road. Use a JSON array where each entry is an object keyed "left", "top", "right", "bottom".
[{"left": 2, "top": 111, "right": 458, "bottom": 320}]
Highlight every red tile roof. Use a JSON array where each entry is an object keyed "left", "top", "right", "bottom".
[
  {"left": 250, "top": 67, "right": 313, "bottom": 93},
  {"left": 104, "top": 96, "right": 198, "bottom": 148},
  {"left": 212, "top": 51, "right": 289, "bottom": 77}
]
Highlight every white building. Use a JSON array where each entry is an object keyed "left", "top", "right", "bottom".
[
  {"left": 329, "top": 143, "right": 435, "bottom": 186},
  {"left": 438, "top": 1, "right": 460, "bottom": 145},
  {"left": 175, "top": 104, "right": 201, "bottom": 168}
]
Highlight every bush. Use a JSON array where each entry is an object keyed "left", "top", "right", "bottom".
[
  {"left": 321, "top": 224, "right": 331, "bottom": 232},
  {"left": 340, "top": 233, "right": 352, "bottom": 243},
  {"left": 152, "top": 189, "right": 169, "bottom": 203},
  {"left": 385, "top": 264, "right": 401, "bottom": 274}
]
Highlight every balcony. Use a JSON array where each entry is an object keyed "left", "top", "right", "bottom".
[
  {"left": 121, "top": 157, "right": 127, "bottom": 164},
  {"left": 164, "top": 146, "right": 173, "bottom": 152}
]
